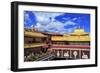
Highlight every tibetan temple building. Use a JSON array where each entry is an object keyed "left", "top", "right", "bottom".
[
  {"left": 24, "top": 28, "right": 52, "bottom": 61},
  {"left": 51, "top": 28, "right": 90, "bottom": 60},
  {"left": 24, "top": 28, "right": 90, "bottom": 61}
]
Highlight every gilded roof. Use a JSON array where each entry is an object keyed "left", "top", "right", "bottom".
[
  {"left": 51, "top": 29, "right": 90, "bottom": 41},
  {"left": 71, "top": 29, "right": 89, "bottom": 36},
  {"left": 24, "top": 31, "right": 48, "bottom": 38}
]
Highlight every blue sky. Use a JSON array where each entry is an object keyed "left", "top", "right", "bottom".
[{"left": 24, "top": 11, "right": 90, "bottom": 34}]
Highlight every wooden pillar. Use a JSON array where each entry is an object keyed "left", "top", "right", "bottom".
[
  {"left": 79, "top": 50, "right": 81, "bottom": 59},
  {"left": 61, "top": 50, "right": 63, "bottom": 58},
  {"left": 70, "top": 50, "right": 72, "bottom": 58}
]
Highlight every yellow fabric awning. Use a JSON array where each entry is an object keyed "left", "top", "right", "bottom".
[
  {"left": 51, "top": 35, "right": 90, "bottom": 41},
  {"left": 24, "top": 43, "right": 46, "bottom": 48},
  {"left": 24, "top": 31, "right": 48, "bottom": 38}
]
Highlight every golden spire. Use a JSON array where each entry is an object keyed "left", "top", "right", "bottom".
[{"left": 71, "top": 25, "right": 88, "bottom": 36}]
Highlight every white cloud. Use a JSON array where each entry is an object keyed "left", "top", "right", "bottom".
[
  {"left": 32, "top": 12, "right": 78, "bottom": 34},
  {"left": 34, "top": 22, "right": 46, "bottom": 31},
  {"left": 62, "top": 17, "right": 70, "bottom": 21},
  {"left": 24, "top": 12, "right": 30, "bottom": 21},
  {"left": 35, "top": 15, "right": 51, "bottom": 25},
  {"left": 33, "top": 12, "right": 64, "bottom": 18},
  {"left": 64, "top": 20, "right": 77, "bottom": 25},
  {"left": 72, "top": 17, "right": 78, "bottom": 21},
  {"left": 66, "top": 26, "right": 77, "bottom": 34},
  {"left": 33, "top": 11, "right": 64, "bottom": 25},
  {"left": 24, "top": 12, "right": 32, "bottom": 25},
  {"left": 24, "top": 12, "right": 29, "bottom": 20}
]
